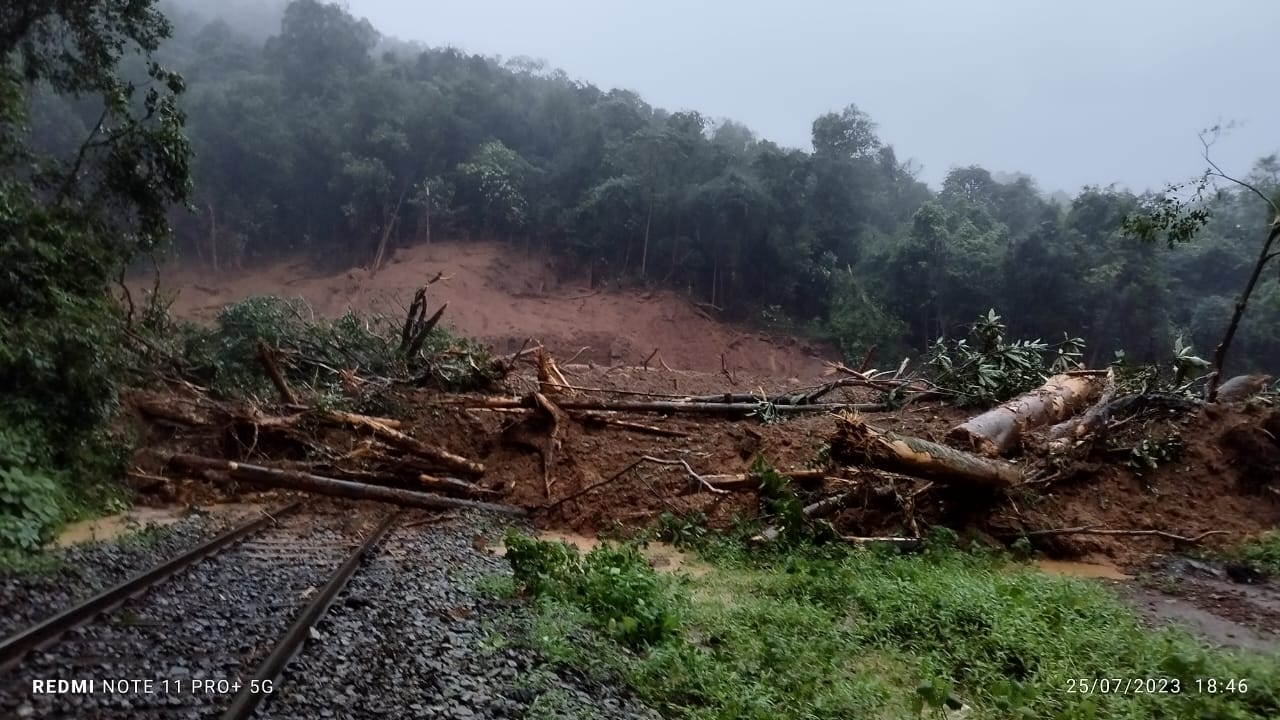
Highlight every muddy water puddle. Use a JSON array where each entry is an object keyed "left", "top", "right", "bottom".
[
  {"left": 490, "top": 530, "right": 710, "bottom": 577},
  {"left": 53, "top": 502, "right": 268, "bottom": 547},
  {"left": 1034, "top": 559, "right": 1131, "bottom": 581}
]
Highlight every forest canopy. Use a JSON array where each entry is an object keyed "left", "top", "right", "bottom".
[{"left": 46, "top": 0, "right": 1280, "bottom": 374}]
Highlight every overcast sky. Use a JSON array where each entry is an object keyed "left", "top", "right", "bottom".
[{"left": 341, "top": 0, "right": 1275, "bottom": 194}]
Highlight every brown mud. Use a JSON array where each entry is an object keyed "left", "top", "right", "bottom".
[{"left": 124, "top": 247, "right": 1280, "bottom": 654}]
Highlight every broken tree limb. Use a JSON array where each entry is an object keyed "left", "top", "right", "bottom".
[
  {"left": 949, "top": 373, "right": 1103, "bottom": 457},
  {"left": 832, "top": 413, "right": 1022, "bottom": 490},
  {"left": 1046, "top": 392, "right": 1203, "bottom": 452},
  {"left": 572, "top": 412, "right": 691, "bottom": 438},
  {"left": 168, "top": 454, "right": 525, "bottom": 516},
  {"left": 272, "top": 463, "right": 496, "bottom": 497},
  {"left": 453, "top": 396, "right": 883, "bottom": 416},
  {"left": 678, "top": 469, "right": 827, "bottom": 493},
  {"left": 532, "top": 391, "right": 567, "bottom": 496},
  {"left": 840, "top": 536, "right": 923, "bottom": 552},
  {"left": 1047, "top": 368, "right": 1117, "bottom": 450},
  {"left": 256, "top": 338, "right": 298, "bottom": 405},
  {"left": 536, "top": 347, "right": 574, "bottom": 396},
  {"left": 320, "top": 410, "right": 483, "bottom": 476}
]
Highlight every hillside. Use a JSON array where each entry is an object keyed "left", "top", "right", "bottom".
[{"left": 144, "top": 241, "right": 835, "bottom": 376}]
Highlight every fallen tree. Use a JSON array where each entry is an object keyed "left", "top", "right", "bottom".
[
  {"left": 455, "top": 395, "right": 883, "bottom": 416},
  {"left": 949, "top": 373, "right": 1103, "bottom": 457},
  {"left": 831, "top": 414, "right": 1022, "bottom": 490},
  {"left": 320, "top": 410, "right": 484, "bottom": 477},
  {"left": 168, "top": 454, "right": 525, "bottom": 517}
]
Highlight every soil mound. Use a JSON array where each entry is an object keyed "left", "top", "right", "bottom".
[{"left": 143, "top": 242, "right": 834, "bottom": 376}]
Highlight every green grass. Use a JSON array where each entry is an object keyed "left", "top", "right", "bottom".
[
  {"left": 1227, "top": 532, "right": 1280, "bottom": 576},
  {"left": 497, "top": 531, "right": 1280, "bottom": 720}
]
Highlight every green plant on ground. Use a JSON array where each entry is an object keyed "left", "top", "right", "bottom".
[
  {"left": 1224, "top": 532, "right": 1280, "bottom": 576},
  {"left": 499, "top": 528, "right": 1280, "bottom": 719},
  {"left": 505, "top": 529, "right": 684, "bottom": 649}
]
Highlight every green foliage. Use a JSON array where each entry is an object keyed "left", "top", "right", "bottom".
[
  {"left": 1223, "top": 532, "right": 1280, "bottom": 577},
  {"left": 503, "top": 535, "right": 1278, "bottom": 720},
  {"left": 1, "top": 0, "right": 193, "bottom": 549},
  {"left": 504, "top": 530, "right": 683, "bottom": 649},
  {"left": 925, "top": 310, "right": 1085, "bottom": 407},
  {"left": 653, "top": 511, "right": 711, "bottom": 550},
  {"left": 826, "top": 268, "right": 907, "bottom": 363},
  {"left": 1111, "top": 434, "right": 1185, "bottom": 475},
  {"left": 163, "top": 295, "right": 495, "bottom": 400},
  {"left": 753, "top": 456, "right": 823, "bottom": 546},
  {"left": 101, "top": 4, "right": 1279, "bottom": 374},
  {"left": 0, "top": 466, "right": 65, "bottom": 551},
  {"left": 1122, "top": 178, "right": 1213, "bottom": 248}
]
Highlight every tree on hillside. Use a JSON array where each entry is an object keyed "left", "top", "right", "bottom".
[
  {"left": 1125, "top": 130, "right": 1280, "bottom": 400},
  {"left": 0, "top": 0, "right": 192, "bottom": 547}
]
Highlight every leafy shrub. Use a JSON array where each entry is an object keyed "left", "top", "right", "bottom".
[
  {"left": 1231, "top": 532, "right": 1280, "bottom": 576},
  {"left": 504, "top": 529, "right": 683, "bottom": 649},
  {"left": 0, "top": 466, "right": 64, "bottom": 550},
  {"left": 926, "top": 309, "right": 1085, "bottom": 406},
  {"left": 159, "top": 295, "right": 496, "bottom": 400}
]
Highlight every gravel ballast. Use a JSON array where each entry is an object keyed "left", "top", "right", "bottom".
[
  {"left": 1, "top": 504, "right": 660, "bottom": 719},
  {"left": 260, "top": 512, "right": 659, "bottom": 720},
  {"left": 0, "top": 512, "right": 222, "bottom": 639},
  {"left": 0, "top": 504, "right": 374, "bottom": 719}
]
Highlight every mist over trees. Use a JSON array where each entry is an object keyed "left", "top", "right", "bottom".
[{"left": 120, "top": 1, "right": 1280, "bottom": 374}]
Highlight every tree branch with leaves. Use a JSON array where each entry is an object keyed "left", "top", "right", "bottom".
[{"left": 1123, "top": 127, "right": 1280, "bottom": 401}]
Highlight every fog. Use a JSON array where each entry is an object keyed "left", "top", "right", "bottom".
[{"left": 315, "top": 0, "right": 1275, "bottom": 194}]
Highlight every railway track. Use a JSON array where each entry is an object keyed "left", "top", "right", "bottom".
[{"left": 0, "top": 501, "right": 399, "bottom": 719}]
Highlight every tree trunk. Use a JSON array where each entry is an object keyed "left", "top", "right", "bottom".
[
  {"left": 320, "top": 410, "right": 483, "bottom": 476},
  {"left": 1207, "top": 222, "right": 1280, "bottom": 402},
  {"left": 371, "top": 183, "right": 410, "bottom": 276},
  {"left": 208, "top": 200, "right": 218, "bottom": 276},
  {"left": 424, "top": 183, "right": 432, "bottom": 246},
  {"left": 168, "top": 455, "right": 525, "bottom": 517},
  {"left": 456, "top": 396, "right": 882, "bottom": 416},
  {"left": 831, "top": 414, "right": 1021, "bottom": 490},
  {"left": 949, "top": 374, "right": 1103, "bottom": 457},
  {"left": 641, "top": 196, "right": 653, "bottom": 279}
]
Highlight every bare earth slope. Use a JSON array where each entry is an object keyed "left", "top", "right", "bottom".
[{"left": 148, "top": 241, "right": 833, "bottom": 376}]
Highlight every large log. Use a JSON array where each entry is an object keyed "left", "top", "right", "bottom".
[
  {"left": 169, "top": 454, "right": 525, "bottom": 517},
  {"left": 455, "top": 396, "right": 883, "bottom": 415},
  {"left": 1215, "top": 373, "right": 1272, "bottom": 403},
  {"left": 948, "top": 374, "right": 1102, "bottom": 457},
  {"left": 831, "top": 414, "right": 1021, "bottom": 490}
]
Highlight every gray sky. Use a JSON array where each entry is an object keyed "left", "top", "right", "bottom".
[{"left": 345, "top": 0, "right": 1276, "bottom": 194}]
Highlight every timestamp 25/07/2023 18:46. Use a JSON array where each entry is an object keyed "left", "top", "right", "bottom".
[{"left": 1064, "top": 677, "right": 1249, "bottom": 695}]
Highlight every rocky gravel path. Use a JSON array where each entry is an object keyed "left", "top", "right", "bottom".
[
  {"left": 0, "top": 512, "right": 223, "bottom": 640},
  {"left": 0, "top": 503, "right": 659, "bottom": 720},
  {"left": 1, "top": 503, "right": 376, "bottom": 719},
  {"left": 259, "top": 511, "right": 659, "bottom": 720}
]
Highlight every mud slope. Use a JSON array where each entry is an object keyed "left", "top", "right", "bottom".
[{"left": 148, "top": 242, "right": 833, "bottom": 376}]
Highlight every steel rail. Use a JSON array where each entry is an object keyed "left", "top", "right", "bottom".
[
  {"left": 221, "top": 512, "right": 399, "bottom": 720},
  {"left": 0, "top": 501, "right": 302, "bottom": 671}
]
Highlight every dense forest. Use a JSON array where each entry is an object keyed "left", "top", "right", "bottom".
[{"left": 24, "top": 0, "right": 1280, "bottom": 374}]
